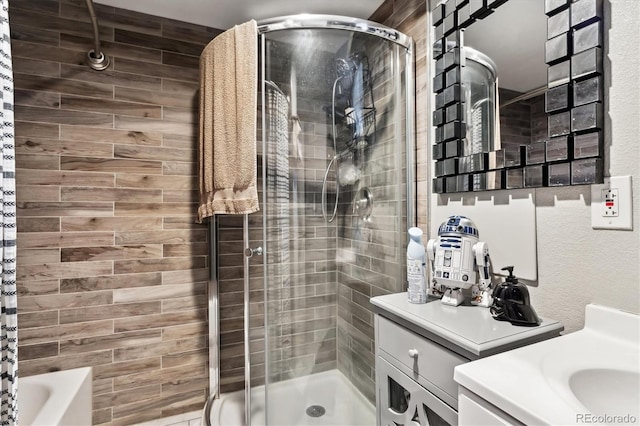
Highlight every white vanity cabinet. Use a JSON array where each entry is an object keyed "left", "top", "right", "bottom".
[
  {"left": 376, "top": 315, "right": 460, "bottom": 425},
  {"left": 457, "top": 387, "right": 524, "bottom": 425},
  {"left": 371, "top": 293, "right": 563, "bottom": 426}
]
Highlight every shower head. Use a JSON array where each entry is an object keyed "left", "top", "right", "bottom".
[
  {"left": 335, "top": 58, "right": 351, "bottom": 77},
  {"left": 335, "top": 58, "right": 354, "bottom": 91}
]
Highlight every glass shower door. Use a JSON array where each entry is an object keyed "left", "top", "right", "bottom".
[
  {"left": 261, "top": 29, "right": 342, "bottom": 425},
  {"left": 255, "top": 20, "right": 412, "bottom": 426}
]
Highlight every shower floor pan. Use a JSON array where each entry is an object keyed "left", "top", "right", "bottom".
[{"left": 209, "top": 369, "right": 375, "bottom": 426}]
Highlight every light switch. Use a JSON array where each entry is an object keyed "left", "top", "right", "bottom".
[{"left": 591, "top": 176, "right": 633, "bottom": 230}]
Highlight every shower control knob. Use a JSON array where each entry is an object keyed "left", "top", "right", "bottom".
[
  {"left": 408, "top": 349, "right": 419, "bottom": 358},
  {"left": 244, "top": 247, "right": 263, "bottom": 257}
]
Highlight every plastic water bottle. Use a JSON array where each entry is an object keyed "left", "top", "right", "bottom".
[{"left": 407, "top": 227, "right": 427, "bottom": 303}]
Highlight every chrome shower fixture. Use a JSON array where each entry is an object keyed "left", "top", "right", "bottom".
[
  {"left": 321, "top": 51, "right": 377, "bottom": 223},
  {"left": 334, "top": 56, "right": 357, "bottom": 91},
  {"left": 87, "top": 49, "right": 110, "bottom": 71},
  {"left": 84, "top": 0, "right": 110, "bottom": 71}
]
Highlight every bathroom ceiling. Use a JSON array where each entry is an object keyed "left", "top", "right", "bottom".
[{"left": 93, "top": 0, "right": 386, "bottom": 30}]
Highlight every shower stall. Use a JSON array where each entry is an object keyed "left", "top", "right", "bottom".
[{"left": 205, "top": 15, "right": 413, "bottom": 426}]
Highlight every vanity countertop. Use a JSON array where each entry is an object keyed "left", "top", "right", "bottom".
[
  {"left": 453, "top": 304, "right": 640, "bottom": 425},
  {"left": 371, "top": 292, "right": 564, "bottom": 359}
]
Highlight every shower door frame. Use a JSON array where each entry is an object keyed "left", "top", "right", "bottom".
[{"left": 228, "top": 14, "right": 417, "bottom": 426}]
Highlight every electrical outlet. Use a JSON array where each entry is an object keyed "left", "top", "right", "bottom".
[
  {"left": 602, "top": 188, "right": 619, "bottom": 216},
  {"left": 591, "top": 176, "right": 633, "bottom": 230}
]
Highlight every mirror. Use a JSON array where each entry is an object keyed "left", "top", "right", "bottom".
[
  {"left": 465, "top": 1, "right": 546, "bottom": 97},
  {"left": 431, "top": 0, "right": 605, "bottom": 193}
]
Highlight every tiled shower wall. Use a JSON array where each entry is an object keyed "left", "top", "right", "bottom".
[
  {"left": 335, "top": 37, "right": 407, "bottom": 402},
  {"left": 331, "top": 0, "right": 429, "bottom": 403},
  {"left": 499, "top": 88, "right": 547, "bottom": 149},
  {"left": 370, "top": 0, "right": 430, "bottom": 234},
  {"left": 11, "top": 1, "right": 220, "bottom": 424}
]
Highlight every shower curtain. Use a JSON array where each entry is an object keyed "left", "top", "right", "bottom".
[{"left": 0, "top": 0, "right": 18, "bottom": 423}]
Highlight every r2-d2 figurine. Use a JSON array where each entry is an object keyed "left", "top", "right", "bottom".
[{"left": 426, "top": 215, "right": 493, "bottom": 307}]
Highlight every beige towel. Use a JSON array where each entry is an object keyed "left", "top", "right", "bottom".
[{"left": 197, "top": 20, "right": 259, "bottom": 222}]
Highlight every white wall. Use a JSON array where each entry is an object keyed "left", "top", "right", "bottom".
[
  {"left": 530, "top": 0, "right": 640, "bottom": 332},
  {"left": 427, "top": 0, "right": 640, "bottom": 333}
]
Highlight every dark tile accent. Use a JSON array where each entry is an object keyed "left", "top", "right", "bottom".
[
  {"left": 161, "top": 18, "right": 222, "bottom": 45},
  {"left": 115, "top": 28, "right": 203, "bottom": 56},
  {"left": 13, "top": 40, "right": 86, "bottom": 66},
  {"left": 114, "top": 57, "right": 198, "bottom": 81},
  {"left": 10, "top": 0, "right": 60, "bottom": 15},
  {"left": 162, "top": 51, "right": 199, "bottom": 69},
  {"left": 10, "top": 24, "right": 60, "bottom": 46},
  {"left": 10, "top": 8, "right": 113, "bottom": 41}
]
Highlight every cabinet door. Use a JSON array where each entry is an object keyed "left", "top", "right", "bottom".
[
  {"left": 377, "top": 316, "right": 467, "bottom": 409},
  {"left": 458, "top": 390, "right": 522, "bottom": 426},
  {"left": 377, "top": 357, "right": 457, "bottom": 426}
]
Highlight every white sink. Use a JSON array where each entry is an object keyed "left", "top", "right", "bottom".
[
  {"left": 569, "top": 369, "right": 640, "bottom": 418},
  {"left": 455, "top": 304, "right": 640, "bottom": 425}
]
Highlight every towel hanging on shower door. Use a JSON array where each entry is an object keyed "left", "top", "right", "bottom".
[{"left": 197, "top": 19, "right": 259, "bottom": 222}]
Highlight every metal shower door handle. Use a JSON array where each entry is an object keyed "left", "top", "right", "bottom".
[{"left": 244, "top": 246, "right": 263, "bottom": 257}]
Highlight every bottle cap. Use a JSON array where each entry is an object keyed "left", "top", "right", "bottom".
[{"left": 408, "top": 227, "right": 423, "bottom": 241}]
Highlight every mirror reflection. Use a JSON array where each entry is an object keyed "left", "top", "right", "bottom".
[
  {"left": 462, "top": 47, "right": 498, "bottom": 154},
  {"left": 463, "top": 0, "right": 547, "bottom": 153}
]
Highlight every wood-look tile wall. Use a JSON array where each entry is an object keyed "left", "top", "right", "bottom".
[
  {"left": 11, "top": 0, "right": 428, "bottom": 420},
  {"left": 316, "top": 0, "right": 429, "bottom": 403},
  {"left": 216, "top": 213, "right": 265, "bottom": 392},
  {"left": 334, "top": 34, "right": 409, "bottom": 403},
  {"left": 499, "top": 90, "right": 547, "bottom": 149},
  {"left": 339, "top": 0, "right": 426, "bottom": 400},
  {"left": 370, "top": 0, "right": 429, "bottom": 233},
  {"left": 11, "top": 1, "right": 221, "bottom": 424}
]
